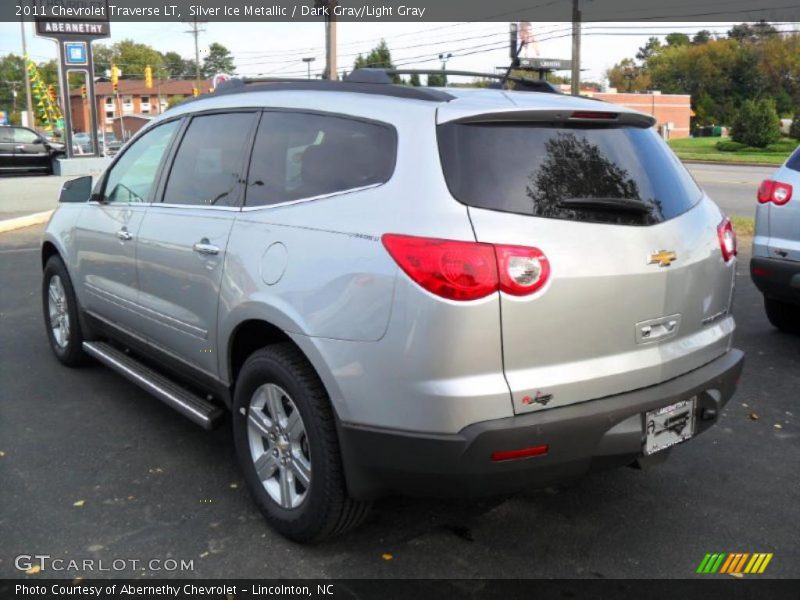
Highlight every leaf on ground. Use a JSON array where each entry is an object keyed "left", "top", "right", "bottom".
[
  {"left": 0, "top": 450, "right": 5, "bottom": 457},
  {"left": 749, "top": 413, "right": 759, "bottom": 420},
  {"left": 774, "top": 423, "right": 783, "bottom": 430},
  {"left": 26, "top": 565, "right": 41, "bottom": 575},
  {"left": 229, "top": 483, "right": 238, "bottom": 489},
  {"left": 73, "top": 500, "right": 85, "bottom": 507},
  {"left": 382, "top": 553, "right": 393, "bottom": 561},
  {"left": 729, "top": 572, "right": 743, "bottom": 578}
]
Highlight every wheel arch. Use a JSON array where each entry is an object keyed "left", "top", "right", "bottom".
[{"left": 224, "top": 318, "right": 346, "bottom": 420}]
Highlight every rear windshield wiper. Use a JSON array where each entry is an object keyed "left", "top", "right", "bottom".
[{"left": 557, "top": 197, "right": 653, "bottom": 214}]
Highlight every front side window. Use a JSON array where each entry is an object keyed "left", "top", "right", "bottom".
[
  {"left": 245, "top": 111, "right": 396, "bottom": 207},
  {"left": 787, "top": 146, "right": 800, "bottom": 173},
  {"left": 14, "top": 128, "right": 40, "bottom": 144},
  {"left": 162, "top": 112, "right": 257, "bottom": 207},
  {"left": 103, "top": 120, "right": 180, "bottom": 203}
]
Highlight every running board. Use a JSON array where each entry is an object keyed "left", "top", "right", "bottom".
[{"left": 82, "top": 341, "right": 223, "bottom": 430}]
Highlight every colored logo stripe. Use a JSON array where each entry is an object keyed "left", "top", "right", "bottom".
[{"left": 697, "top": 553, "right": 773, "bottom": 574}]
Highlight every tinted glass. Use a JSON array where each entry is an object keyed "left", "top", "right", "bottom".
[
  {"left": 14, "top": 128, "right": 40, "bottom": 144},
  {"left": 163, "top": 112, "right": 257, "bottom": 207},
  {"left": 104, "top": 120, "right": 180, "bottom": 204},
  {"left": 438, "top": 122, "right": 703, "bottom": 226},
  {"left": 245, "top": 112, "right": 396, "bottom": 207},
  {"left": 787, "top": 145, "right": 800, "bottom": 172},
  {"left": 0, "top": 128, "right": 12, "bottom": 143}
]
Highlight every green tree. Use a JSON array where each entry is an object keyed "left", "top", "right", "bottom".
[
  {"left": 353, "top": 40, "right": 399, "bottom": 82},
  {"left": 606, "top": 58, "right": 650, "bottom": 92},
  {"left": 409, "top": 72, "right": 421, "bottom": 86},
  {"left": 665, "top": 32, "right": 690, "bottom": 47},
  {"left": 166, "top": 95, "right": 186, "bottom": 109},
  {"left": 426, "top": 73, "right": 447, "bottom": 87},
  {"left": 728, "top": 21, "right": 778, "bottom": 43},
  {"left": 202, "top": 43, "right": 235, "bottom": 77},
  {"left": 692, "top": 30, "right": 712, "bottom": 45},
  {"left": 0, "top": 54, "right": 25, "bottom": 115},
  {"left": 731, "top": 98, "right": 781, "bottom": 147},
  {"left": 92, "top": 40, "right": 164, "bottom": 79},
  {"left": 163, "top": 51, "right": 191, "bottom": 79},
  {"left": 789, "top": 113, "right": 800, "bottom": 140},
  {"left": 636, "top": 37, "right": 662, "bottom": 63}
]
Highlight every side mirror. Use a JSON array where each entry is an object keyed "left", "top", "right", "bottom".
[{"left": 59, "top": 176, "right": 93, "bottom": 203}]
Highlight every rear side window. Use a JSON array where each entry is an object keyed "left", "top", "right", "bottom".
[
  {"left": 245, "top": 111, "right": 396, "bottom": 207},
  {"left": 787, "top": 145, "right": 800, "bottom": 172},
  {"left": 438, "top": 122, "right": 703, "bottom": 226},
  {"left": 163, "top": 112, "right": 257, "bottom": 207}
]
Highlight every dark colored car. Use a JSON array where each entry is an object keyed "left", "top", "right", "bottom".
[{"left": 0, "top": 125, "right": 65, "bottom": 174}]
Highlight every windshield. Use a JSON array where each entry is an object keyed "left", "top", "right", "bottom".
[{"left": 437, "top": 121, "right": 703, "bottom": 226}]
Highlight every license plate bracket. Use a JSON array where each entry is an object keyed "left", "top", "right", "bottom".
[{"left": 644, "top": 397, "right": 696, "bottom": 455}]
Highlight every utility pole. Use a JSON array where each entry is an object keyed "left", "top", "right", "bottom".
[
  {"left": 571, "top": 0, "right": 581, "bottom": 96},
  {"left": 185, "top": 18, "right": 205, "bottom": 92},
  {"left": 325, "top": 1, "right": 338, "bottom": 80},
  {"left": 302, "top": 57, "right": 315, "bottom": 80},
  {"left": 20, "top": 18, "right": 34, "bottom": 128}
]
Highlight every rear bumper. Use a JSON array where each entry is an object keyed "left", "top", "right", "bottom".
[
  {"left": 338, "top": 348, "right": 744, "bottom": 500},
  {"left": 751, "top": 257, "right": 800, "bottom": 304}
]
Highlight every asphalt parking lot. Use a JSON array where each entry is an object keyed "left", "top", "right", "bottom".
[{"left": 0, "top": 219, "right": 798, "bottom": 580}]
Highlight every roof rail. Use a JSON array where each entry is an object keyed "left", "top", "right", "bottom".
[
  {"left": 345, "top": 68, "right": 562, "bottom": 94},
  {"left": 210, "top": 76, "right": 454, "bottom": 102}
]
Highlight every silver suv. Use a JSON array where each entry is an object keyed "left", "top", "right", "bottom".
[
  {"left": 752, "top": 145, "right": 800, "bottom": 333},
  {"left": 42, "top": 72, "right": 744, "bottom": 542}
]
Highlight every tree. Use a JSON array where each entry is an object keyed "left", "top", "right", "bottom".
[
  {"left": 789, "top": 112, "right": 800, "bottom": 140},
  {"left": 728, "top": 21, "right": 778, "bottom": 43},
  {"left": 606, "top": 58, "right": 650, "bottom": 92},
  {"left": 92, "top": 39, "right": 164, "bottom": 79},
  {"left": 166, "top": 95, "right": 186, "bottom": 109},
  {"left": 692, "top": 30, "right": 712, "bottom": 45},
  {"left": 731, "top": 98, "right": 781, "bottom": 148},
  {"left": 636, "top": 37, "right": 662, "bottom": 63},
  {"left": 163, "top": 51, "right": 192, "bottom": 79},
  {"left": 202, "top": 43, "right": 235, "bottom": 77},
  {"left": 353, "top": 40, "right": 399, "bottom": 82},
  {"left": 0, "top": 54, "right": 25, "bottom": 115},
  {"left": 409, "top": 72, "right": 421, "bottom": 86},
  {"left": 426, "top": 73, "right": 446, "bottom": 87},
  {"left": 665, "top": 33, "right": 690, "bottom": 47}
]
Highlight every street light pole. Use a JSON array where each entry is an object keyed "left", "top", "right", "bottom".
[
  {"left": 302, "top": 57, "right": 315, "bottom": 80},
  {"left": 20, "top": 18, "right": 34, "bottom": 127},
  {"left": 571, "top": 0, "right": 582, "bottom": 96}
]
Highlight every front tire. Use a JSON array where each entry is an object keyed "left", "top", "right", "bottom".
[
  {"left": 232, "top": 344, "right": 370, "bottom": 542},
  {"left": 42, "top": 256, "right": 88, "bottom": 366},
  {"left": 764, "top": 297, "right": 800, "bottom": 334}
]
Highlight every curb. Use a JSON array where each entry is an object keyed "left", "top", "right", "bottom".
[
  {"left": 0, "top": 210, "right": 54, "bottom": 234},
  {"left": 680, "top": 159, "right": 782, "bottom": 168}
]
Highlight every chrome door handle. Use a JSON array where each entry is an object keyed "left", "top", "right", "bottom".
[
  {"left": 116, "top": 228, "right": 133, "bottom": 241},
  {"left": 193, "top": 239, "right": 220, "bottom": 255}
]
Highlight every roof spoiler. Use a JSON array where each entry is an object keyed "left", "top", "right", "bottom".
[{"left": 448, "top": 108, "right": 657, "bottom": 128}]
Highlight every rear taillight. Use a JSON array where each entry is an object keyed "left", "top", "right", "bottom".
[
  {"left": 757, "top": 179, "right": 793, "bottom": 205},
  {"left": 381, "top": 234, "right": 550, "bottom": 301},
  {"left": 494, "top": 244, "right": 550, "bottom": 296},
  {"left": 717, "top": 217, "right": 737, "bottom": 263}
]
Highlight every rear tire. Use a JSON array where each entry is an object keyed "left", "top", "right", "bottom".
[
  {"left": 764, "top": 297, "right": 800, "bottom": 334},
  {"left": 232, "top": 343, "right": 370, "bottom": 542},
  {"left": 42, "top": 256, "right": 88, "bottom": 366}
]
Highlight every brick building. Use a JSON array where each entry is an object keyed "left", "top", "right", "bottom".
[
  {"left": 557, "top": 86, "right": 691, "bottom": 139},
  {"left": 69, "top": 79, "right": 212, "bottom": 136}
]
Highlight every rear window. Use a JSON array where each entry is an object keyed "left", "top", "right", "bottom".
[
  {"left": 787, "top": 145, "right": 800, "bottom": 172},
  {"left": 438, "top": 122, "right": 703, "bottom": 226}
]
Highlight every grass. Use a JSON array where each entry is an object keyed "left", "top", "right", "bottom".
[
  {"left": 731, "top": 216, "right": 755, "bottom": 239},
  {"left": 668, "top": 136, "right": 798, "bottom": 165}
]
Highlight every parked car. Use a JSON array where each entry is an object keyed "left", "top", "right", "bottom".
[
  {"left": 41, "top": 72, "right": 744, "bottom": 542},
  {"left": 751, "top": 145, "right": 800, "bottom": 333},
  {"left": 0, "top": 125, "right": 65, "bottom": 174}
]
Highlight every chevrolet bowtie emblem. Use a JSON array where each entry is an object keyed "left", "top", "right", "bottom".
[{"left": 648, "top": 250, "right": 677, "bottom": 267}]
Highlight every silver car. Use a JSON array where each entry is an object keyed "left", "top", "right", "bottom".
[
  {"left": 41, "top": 72, "right": 744, "bottom": 542},
  {"left": 752, "top": 145, "right": 800, "bottom": 332}
]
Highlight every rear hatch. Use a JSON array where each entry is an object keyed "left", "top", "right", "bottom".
[
  {"left": 437, "top": 106, "right": 736, "bottom": 414},
  {"left": 767, "top": 149, "right": 800, "bottom": 262}
]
